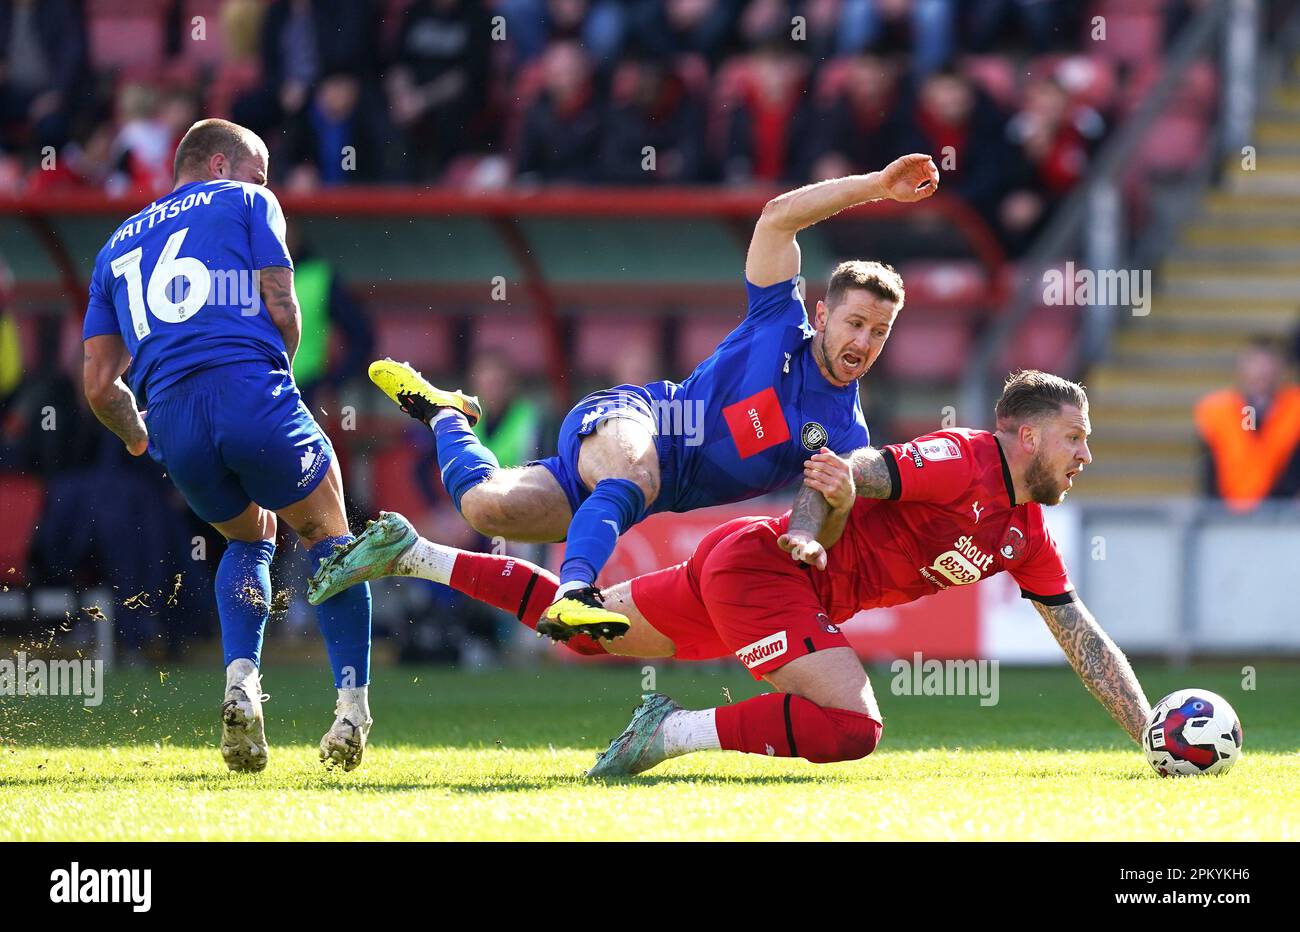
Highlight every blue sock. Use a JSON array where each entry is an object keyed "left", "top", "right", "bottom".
[
  {"left": 433, "top": 414, "right": 499, "bottom": 513},
  {"left": 559, "top": 478, "right": 646, "bottom": 587},
  {"left": 215, "top": 539, "right": 275, "bottom": 668},
  {"left": 308, "top": 536, "right": 373, "bottom": 688}
]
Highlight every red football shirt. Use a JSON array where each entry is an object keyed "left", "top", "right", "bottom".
[{"left": 777, "top": 428, "right": 1076, "bottom": 622}]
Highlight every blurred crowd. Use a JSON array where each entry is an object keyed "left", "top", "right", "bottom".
[{"left": 0, "top": 0, "right": 1212, "bottom": 251}]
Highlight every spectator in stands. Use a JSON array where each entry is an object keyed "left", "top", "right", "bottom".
[
  {"left": 804, "top": 53, "right": 903, "bottom": 180},
  {"left": 386, "top": 0, "right": 494, "bottom": 182},
  {"left": 110, "top": 85, "right": 198, "bottom": 196},
  {"left": 895, "top": 67, "right": 1016, "bottom": 220},
  {"left": 234, "top": 0, "right": 382, "bottom": 135},
  {"left": 598, "top": 52, "right": 708, "bottom": 183},
  {"left": 1195, "top": 339, "right": 1300, "bottom": 511},
  {"left": 721, "top": 5, "right": 817, "bottom": 183},
  {"left": 498, "top": 0, "right": 628, "bottom": 69},
  {"left": 285, "top": 221, "right": 375, "bottom": 407},
  {"left": 514, "top": 41, "right": 602, "bottom": 183},
  {"left": 469, "top": 349, "right": 548, "bottom": 468},
  {"left": 280, "top": 70, "right": 394, "bottom": 187},
  {"left": 846, "top": 0, "right": 956, "bottom": 75},
  {"left": 1000, "top": 73, "right": 1103, "bottom": 253},
  {"left": 963, "top": 0, "right": 1085, "bottom": 54},
  {"left": 0, "top": 0, "right": 89, "bottom": 158},
  {"left": 24, "top": 110, "right": 128, "bottom": 195},
  {"left": 15, "top": 317, "right": 200, "bottom": 661},
  {"left": 628, "top": 0, "right": 738, "bottom": 68}
]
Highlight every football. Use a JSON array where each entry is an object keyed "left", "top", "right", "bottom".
[{"left": 1143, "top": 689, "right": 1244, "bottom": 777}]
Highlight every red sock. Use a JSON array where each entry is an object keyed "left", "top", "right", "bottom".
[
  {"left": 447, "top": 551, "right": 606, "bottom": 655},
  {"left": 714, "top": 693, "right": 882, "bottom": 763}
]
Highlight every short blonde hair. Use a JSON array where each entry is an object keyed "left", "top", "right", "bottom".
[
  {"left": 825, "top": 260, "right": 905, "bottom": 311},
  {"left": 995, "top": 369, "right": 1089, "bottom": 428},
  {"left": 173, "top": 119, "right": 266, "bottom": 182}
]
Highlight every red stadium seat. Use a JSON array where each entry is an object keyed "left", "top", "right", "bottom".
[
  {"left": 880, "top": 310, "right": 973, "bottom": 383},
  {"left": 1133, "top": 112, "right": 1207, "bottom": 175},
  {"left": 997, "top": 306, "right": 1081, "bottom": 375},
  {"left": 175, "top": 1, "right": 228, "bottom": 66},
  {"left": 373, "top": 315, "right": 454, "bottom": 377},
  {"left": 0, "top": 475, "right": 45, "bottom": 585},
  {"left": 87, "top": 0, "right": 167, "bottom": 71},
  {"left": 960, "top": 55, "right": 1022, "bottom": 110},
  {"left": 205, "top": 59, "right": 261, "bottom": 119},
  {"left": 1087, "top": 12, "right": 1164, "bottom": 67},
  {"left": 472, "top": 313, "right": 549, "bottom": 376},
  {"left": 675, "top": 315, "right": 741, "bottom": 378},
  {"left": 896, "top": 261, "right": 990, "bottom": 313},
  {"left": 1029, "top": 54, "right": 1118, "bottom": 113},
  {"left": 370, "top": 441, "right": 435, "bottom": 519},
  {"left": 573, "top": 314, "right": 662, "bottom": 379}
]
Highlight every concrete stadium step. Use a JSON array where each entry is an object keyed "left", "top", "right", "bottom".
[
  {"left": 1070, "top": 474, "right": 1199, "bottom": 497},
  {"left": 1108, "top": 346, "right": 1242, "bottom": 369},
  {"left": 1182, "top": 223, "right": 1300, "bottom": 245},
  {"left": 1088, "top": 436, "right": 1199, "bottom": 459},
  {"left": 1201, "top": 191, "right": 1300, "bottom": 214},
  {"left": 1170, "top": 242, "right": 1300, "bottom": 263},
  {"left": 1112, "top": 330, "right": 1255, "bottom": 353},
  {"left": 1223, "top": 173, "right": 1300, "bottom": 195},
  {"left": 1159, "top": 276, "right": 1300, "bottom": 301},
  {"left": 1076, "top": 455, "right": 1196, "bottom": 482}
]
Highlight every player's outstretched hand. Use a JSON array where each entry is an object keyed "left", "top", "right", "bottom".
[
  {"left": 880, "top": 153, "right": 939, "bottom": 203},
  {"left": 777, "top": 530, "right": 828, "bottom": 571},
  {"left": 803, "top": 447, "right": 855, "bottom": 512}
]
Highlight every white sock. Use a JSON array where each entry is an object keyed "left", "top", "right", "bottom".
[
  {"left": 337, "top": 684, "right": 370, "bottom": 720},
  {"left": 395, "top": 537, "right": 458, "bottom": 584},
  {"left": 225, "top": 658, "right": 258, "bottom": 691},
  {"left": 553, "top": 580, "right": 586, "bottom": 601},
  {"left": 660, "top": 708, "right": 720, "bottom": 758},
  {"left": 428, "top": 409, "right": 465, "bottom": 429}
]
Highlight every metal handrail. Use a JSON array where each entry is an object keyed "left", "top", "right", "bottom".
[{"left": 958, "top": 0, "right": 1237, "bottom": 425}]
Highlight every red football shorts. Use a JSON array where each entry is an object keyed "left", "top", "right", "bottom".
[{"left": 629, "top": 515, "right": 851, "bottom": 680}]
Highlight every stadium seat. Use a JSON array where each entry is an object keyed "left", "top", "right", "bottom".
[
  {"left": 675, "top": 315, "right": 742, "bottom": 377},
  {"left": 1028, "top": 54, "right": 1119, "bottom": 114},
  {"left": 880, "top": 310, "right": 973, "bottom": 383},
  {"left": 370, "top": 440, "right": 437, "bottom": 520},
  {"left": 960, "top": 55, "right": 1022, "bottom": 111},
  {"left": 1087, "top": 11, "right": 1164, "bottom": 67},
  {"left": 204, "top": 60, "right": 261, "bottom": 119},
  {"left": 87, "top": 0, "right": 167, "bottom": 71},
  {"left": 895, "top": 260, "right": 990, "bottom": 313},
  {"left": 472, "top": 314, "right": 550, "bottom": 376},
  {"left": 573, "top": 314, "right": 662, "bottom": 379},
  {"left": 0, "top": 475, "right": 45, "bottom": 586},
  {"left": 176, "top": 0, "right": 228, "bottom": 66},
  {"left": 1133, "top": 112, "right": 1208, "bottom": 176},
  {"left": 373, "top": 314, "right": 454, "bottom": 376},
  {"left": 997, "top": 306, "right": 1082, "bottom": 375}
]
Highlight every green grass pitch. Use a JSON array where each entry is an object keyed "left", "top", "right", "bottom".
[{"left": 1, "top": 661, "right": 1296, "bottom": 841}]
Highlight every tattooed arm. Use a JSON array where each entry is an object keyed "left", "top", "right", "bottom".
[
  {"left": 259, "top": 265, "right": 301, "bottom": 365},
  {"left": 779, "top": 446, "right": 894, "bottom": 569},
  {"left": 83, "top": 334, "right": 148, "bottom": 456},
  {"left": 1032, "top": 597, "right": 1151, "bottom": 745}
]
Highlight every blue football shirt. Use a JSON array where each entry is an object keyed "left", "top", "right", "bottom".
[
  {"left": 646, "top": 275, "right": 870, "bottom": 513},
  {"left": 82, "top": 180, "right": 294, "bottom": 401}
]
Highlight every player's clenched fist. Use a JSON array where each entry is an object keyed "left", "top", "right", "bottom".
[
  {"left": 777, "top": 530, "right": 828, "bottom": 571},
  {"left": 879, "top": 153, "right": 940, "bottom": 203},
  {"left": 803, "top": 447, "right": 855, "bottom": 512}
]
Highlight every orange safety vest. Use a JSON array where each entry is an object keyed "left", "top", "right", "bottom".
[{"left": 1194, "top": 385, "right": 1300, "bottom": 509}]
